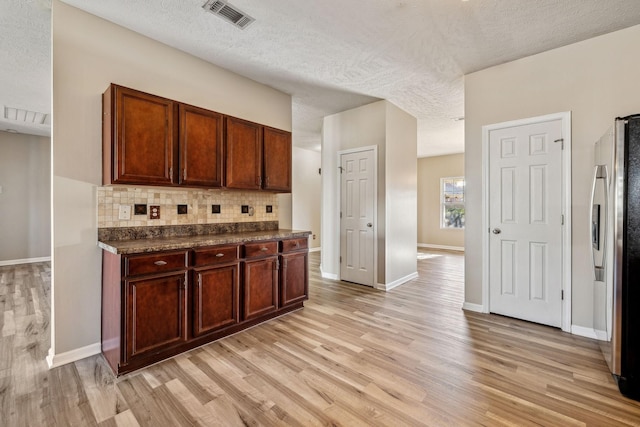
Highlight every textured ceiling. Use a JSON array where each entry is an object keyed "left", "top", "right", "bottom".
[
  {"left": 0, "top": 0, "right": 51, "bottom": 136},
  {"left": 5, "top": 1, "right": 640, "bottom": 156}
]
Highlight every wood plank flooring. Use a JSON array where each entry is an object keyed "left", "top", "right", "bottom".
[{"left": 2, "top": 251, "right": 640, "bottom": 426}]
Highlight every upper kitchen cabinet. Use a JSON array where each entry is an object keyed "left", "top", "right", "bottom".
[
  {"left": 103, "top": 84, "right": 176, "bottom": 186},
  {"left": 179, "top": 104, "right": 224, "bottom": 187},
  {"left": 226, "top": 118, "right": 293, "bottom": 193},
  {"left": 263, "top": 127, "right": 292, "bottom": 192},
  {"left": 225, "top": 116, "right": 263, "bottom": 190},
  {"left": 103, "top": 84, "right": 291, "bottom": 192}
]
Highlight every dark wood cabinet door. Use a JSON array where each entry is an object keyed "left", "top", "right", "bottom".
[
  {"left": 179, "top": 104, "right": 224, "bottom": 187},
  {"left": 107, "top": 85, "right": 176, "bottom": 185},
  {"left": 263, "top": 127, "right": 292, "bottom": 192},
  {"left": 225, "top": 117, "right": 262, "bottom": 190},
  {"left": 193, "top": 263, "right": 239, "bottom": 336},
  {"left": 280, "top": 252, "right": 309, "bottom": 307},
  {"left": 124, "top": 272, "right": 187, "bottom": 361},
  {"left": 242, "top": 257, "right": 278, "bottom": 320}
]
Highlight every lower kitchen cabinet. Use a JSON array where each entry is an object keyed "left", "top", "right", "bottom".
[
  {"left": 125, "top": 272, "right": 188, "bottom": 361},
  {"left": 280, "top": 251, "right": 308, "bottom": 308},
  {"left": 101, "top": 236, "right": 308, "bottom": 376},
  {"left": 192, "top": 263, "right": 239, "bottom": 336},
  {"left": 242, "top": 256, "right": 279, "bottom": 321}
]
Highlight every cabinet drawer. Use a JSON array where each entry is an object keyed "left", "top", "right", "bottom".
[
  {"left": 192, "top": 245, "right": 239, "bottom": 267},
  {"left": 280, "top": 238, "right": 308, "bottom": 253},
  {"left": 125, "top": 251, "right": 188, "bottom": 277},
  {"left": 243, "top": 241, "right": 278, "bottom": 258}
]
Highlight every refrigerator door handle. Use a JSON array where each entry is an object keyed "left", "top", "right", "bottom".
[{"left": 590, "top": 164, "right": 608, "bottom": 282}]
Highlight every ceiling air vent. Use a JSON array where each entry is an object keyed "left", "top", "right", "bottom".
[
  {"left": 4, "top": 107, "right": 47, "bottom": 124},
  {"left": 202, "top": 0, "right": 255, "bottom": 30}
]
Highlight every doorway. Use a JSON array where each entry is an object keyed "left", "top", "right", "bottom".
[
  {"left": 339, "top": 147, "right": 377, "bottom": 287},
  {"left": 482, "top": 112, "right": 572, "bottom": 331}
]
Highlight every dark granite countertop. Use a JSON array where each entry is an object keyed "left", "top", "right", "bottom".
[{"left": 98, "top": 229, "right": 311, "bottom": 255}]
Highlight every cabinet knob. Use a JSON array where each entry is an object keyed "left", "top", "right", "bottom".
[
  {"left": 154, "top": 260, "right": 168, "bottom": 266},
  {"left": 215, "top": 253, "right": 225, "bottom": 258}
]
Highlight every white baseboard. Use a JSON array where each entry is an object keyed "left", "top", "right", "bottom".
[
  {"left": 594, "top": 328, "right": 608, "bottom": 341},
  {"left": 462, "top": 302, "right": 484, "bottom": 313},
  {"left": 309, "top": 247, "right": 321, "bottom": 253},
  {"left": 571, "top": 325, "right": 598, "bottom": 340},
  {"left": 418, "top": 243, "right": 464, "bottom": 252},
  {"left": 46, "top": 342, "right": 101, "bottom": 369},
  {"left": 0, "top": 256, "right": 51, "bottom": 267},
  {"left": 375, "top": 272, "right": 419, "bottom": 291},
  {"left": 320, "top": 266, "right": 338, "bottom": 281}
]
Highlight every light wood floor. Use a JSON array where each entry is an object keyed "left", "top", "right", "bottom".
[{"left": 2, "top": 251, "right": 640, "bottom": 426}]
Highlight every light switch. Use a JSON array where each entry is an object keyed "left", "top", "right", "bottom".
[{"left": 118, "top": 205, "right": 131, "bottom": 220}]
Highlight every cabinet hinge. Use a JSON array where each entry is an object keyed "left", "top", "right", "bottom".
[
  {"left": 561, "top": 290, "right": 564, "bottom": 300},
  {"left": 561, "top": 214, "right": 565, "bottom": 225},
  {"left": 340, "top": 212, "right": 342, "bottom": 219},
  {"left": 339, "top": 256, "right": 342, "bottom": 263},
  {"left": 554, "top": 138, "right": 564, "bottom": 150}
]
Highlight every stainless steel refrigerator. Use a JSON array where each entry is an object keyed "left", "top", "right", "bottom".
[{"left": 591, "top": 114, "right": 640, "bottom": 399}]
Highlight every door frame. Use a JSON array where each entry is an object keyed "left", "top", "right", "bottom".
[
  {"left": 481, "top": 111, "right": 572, "bottom": 332},
  {"left": 337, "top": 145, "right": 378, "bottom": 287}
]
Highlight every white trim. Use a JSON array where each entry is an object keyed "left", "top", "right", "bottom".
[
  {"left": 374, "top": 272, "right": 418, "bottom": 291},
  {"left": 462, "top": 302, "right": 484, "bottom": 313},
  {"left": 594, "top": 328, "right": 608, "bottom": 341},
  {"left": 337, "top": 146, "right": 378, "bottom": 287},
  {"left": 320, "top": 266, "right": 339, "bottom": 281},
  {"left": 309, "top": 247, "right": 321, "bottom": 253},
  {"left": 418, "top": 243, "right": 464, "bottom": 252},
  {"left": 46, "top": 342, "right": 101, "bottom": 369},
  {"left": 0, "top": 256, "right": 51, "bottom": 267},
  {"left": 440, "top": 176, "right": 466, "bottom": 229},
  {"left": 571, "top": 325, "right": 598, "bottom": 340},
  {"left": 482, "top": 111, "right": 572, "bottom": 332}
]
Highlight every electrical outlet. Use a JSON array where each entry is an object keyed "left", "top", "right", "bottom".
[
  {"left": 212, "top": 204, "right": 221, "bottom": 214},
  {"left": 177, "top": 204, "right": 188, "bottom": 215},
  {"left": 150, "top": 205, "right": 160, "bottom": 220},
  {"left": 241, "top": 205, "right": 249, "bottom": 214},
  {"left": 313, "top": 234, "right": 316, "bottom": 240},
  {"left": 118, "top": 205, "right": 131, "bottom": 220},
  {"left": 266, "top": 205, "right": 273, "bottom": 213}
]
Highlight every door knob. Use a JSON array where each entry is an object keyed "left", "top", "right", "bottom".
[
  {"left": 367, "top": 223, "right": 373, "bottom": 228},
  {"left": 492, "top": 228, "right": 501, "bottom": 234}
]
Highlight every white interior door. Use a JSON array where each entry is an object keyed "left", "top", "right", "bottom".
[
  {"left": 489, "top": 119, "right": 564, "bottom": 327},
  {"left": 340, "top": 149, "right": 375, "bottom": 286}
]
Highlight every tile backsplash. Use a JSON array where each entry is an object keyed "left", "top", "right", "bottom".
[{"left": 97, "top": 186, "right": 278, "bottom": 228}]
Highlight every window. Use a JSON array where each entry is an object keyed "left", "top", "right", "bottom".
[{"left": 441, "top": 177, "right": 465, "bottom": 229}]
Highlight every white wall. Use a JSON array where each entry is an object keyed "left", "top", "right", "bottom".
[
  {"left": 384, "top": 102, "right": 417, "bottom": 284},
  {"left": 321, "top": 101, "right": 385, "bottom": 279},
  {"left": 51, "top": 1, "right": 291, "bottom": 359},
  {"left": 292, "top": 146, "right": 321, "bottom": 250},
  {"left": 0, "top": 131, "right": 50, "bottom": 263},
  {"left": 417, "top": 154, "right": 465, "bottom": 249},
  {"left": 321, "top": 100, "right": 417, "bottom": 285},
  {"left": 464, "top": 24, "right": 640, "bottom": 329}
]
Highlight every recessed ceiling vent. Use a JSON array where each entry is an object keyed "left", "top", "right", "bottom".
[
  {"left": 202, "top": 0, "right": 255, "bottom": 30},
  {"left": 4, "top": 107, "right": 48, "bottom": 125}
]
